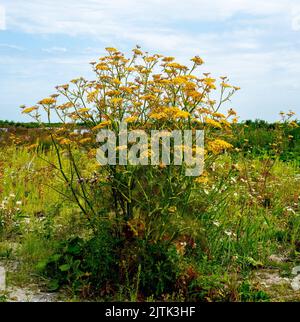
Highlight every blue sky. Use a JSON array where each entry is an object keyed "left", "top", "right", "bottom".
[{"left": 0, "top": 0, "right": 300, "bottom": 121}]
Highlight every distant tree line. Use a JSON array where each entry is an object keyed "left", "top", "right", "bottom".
[
  {"left": 0, "top": 119, "right": 298, "bottom": 128},
  {"left": 0, "top": 120, "right": 85, "bottom": 128}
]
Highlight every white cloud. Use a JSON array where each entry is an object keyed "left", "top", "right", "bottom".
[
  {"left": 2, "top": 0, "right": 297, "bottom": 36},
  {"left": 0, "top": 4, "right": 6, "bottom": 30},
  {"left": 42, "top": 46, "right": 67, "bottom": 53},
  {"left": 0, "top": 43, "right": 23, "bottom": 50},
  {"left": 291, "top": 5, "right": 300, "bottom": 31}
]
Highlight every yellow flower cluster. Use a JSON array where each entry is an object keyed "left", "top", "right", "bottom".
[
  {"left": 203, "top": 77, "right": 216, "bottom": 90},
  {"left": 194, "top": 175, "right": 209, "bottom": 184},
  {"left": 208, "top": 139, "right": 233, "bottom": 154},
  {"left": 57, "top": 102, "right": 74, "bottom": 110},
  {"left": 78, "top": 108, "right": 90, "bottom": 114},
  {"left": 79, "top": 137, "right": 92, "bottom": 144},
  {"left": 38, "top": 97, "right": 57, "bottom": 105},
  {"left": 191, "top": 56, "right": 204, "bottom": 65},
  {"left": 124, "top": 116, "right": 138, "bottom": 123},
  {"left": 92, "top": 120, "right": 112, "bottom": 131},
  {"left": 87, "top": 90, "right": 99, "bottom": 103},
  {"left": 24, "top": 46, "right": 240, "bottom": 158},
  {"left": 204, "top": 117, "right": 222, "bottom": 129},
  {"left": 150, "top": 107, "right": 190, "bottom": 121},
  {"left": 22, "top": 106, "right": 38, "bottom": 114},
  {"left": 59, "top": 138, "right": 72, "bottom": 145}
]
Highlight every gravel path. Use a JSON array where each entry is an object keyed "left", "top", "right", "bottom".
[{"left": 0, "top": 262, "right": 60, "bottom": 302}]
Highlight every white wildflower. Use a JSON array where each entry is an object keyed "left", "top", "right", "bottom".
[
  {"left": 213, "top": 221, "right": 220, "bottom": 227},
  {"left": 286, "top": 207, "right": 296, "bottom": 214}
]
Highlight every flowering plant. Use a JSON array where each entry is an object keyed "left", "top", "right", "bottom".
[{"left": 23, "top": 47, "right": 239, "bottom": 238}]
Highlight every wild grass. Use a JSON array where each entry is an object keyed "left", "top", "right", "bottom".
[{"left": 0, "top": 137, "right": 299, "bottom": 301}]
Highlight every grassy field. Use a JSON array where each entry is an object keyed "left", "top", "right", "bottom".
[{"left": 0, "top": 122, "right": 300, "bottom": 302}]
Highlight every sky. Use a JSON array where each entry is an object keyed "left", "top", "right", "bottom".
[{"left": 0, "top": 0, "right": 300, "bottom": 122}]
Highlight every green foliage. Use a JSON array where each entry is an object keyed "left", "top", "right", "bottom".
[
  {"left": 239, "top": 281, "right": 270, "bottom": 302},
  {"left": 1, "top": 119, "right": 300, "bottom": 301},
  {"left": 0, "top": 294, "right": 7, "bottom": 302},
  {"left": 35, "top": 223, "right": 181, "bottom": 298},
  {"left": 36, "top": 237, "right": 85, "bottom": 292},
  {"left": 126, "top": 239, "right": 181, "bottom": 297},
  {"left": 232, "top": 119, "right": 300, "bottom": 163}
]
